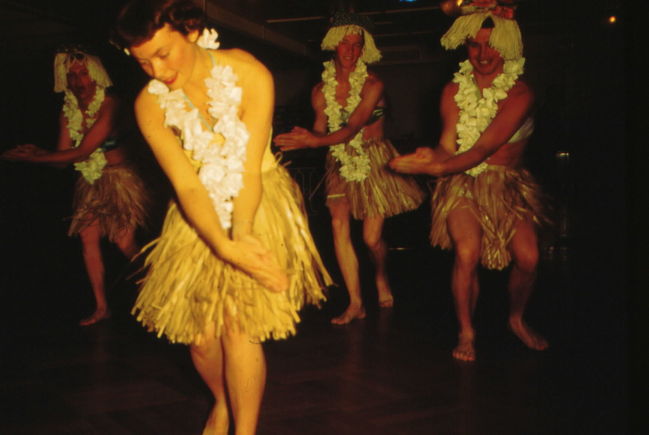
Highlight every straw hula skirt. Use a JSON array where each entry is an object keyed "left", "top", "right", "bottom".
[
  {"left": 430, "top": 165, "right": 550, "bottom": 270},
  {"left": 68, "top": 164, "right": 148, "bottom": 241},
  {"left": 325, "top": 138, "right": 425, "bottom": 219},
  {"left": 132, "top": 163, "right": 331, "bottom": 345}
]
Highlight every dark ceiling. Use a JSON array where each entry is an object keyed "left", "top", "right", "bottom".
[{"left": 0, "top": 0, "right": 624, "bottom": 67}]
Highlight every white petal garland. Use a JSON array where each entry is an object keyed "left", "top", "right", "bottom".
[
  {"left": 62, "top": 88, "right": 107, "bottom": 184},
  {"left": 453, "top": 57, "right": 524, "bottom": 176},
  {"left": 322, "top": 60, "right": 371, "bottom": 182},
  {"left": 148, "top": 29, "right": 248, "bottom": 230}
]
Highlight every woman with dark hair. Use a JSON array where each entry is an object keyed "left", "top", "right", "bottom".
[
  {"left": 2, "top": 46, "right": 148, "bottom": 326},
  {"left": 113, "top": 1, "right": 330, "bottom": 433}
]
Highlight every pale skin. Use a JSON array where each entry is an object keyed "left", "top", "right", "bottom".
[
  {"left": 390, "top": 28, "right": 549, "bottom": 362},
  {"left": 1, "top": 62, "right": 139, "bottom": 326},
  {"left": 129, "top": 24, "right": 287, "bottom": 435},
  {"left": 274, "top": 32, "right": 394, "bottom": 325}
]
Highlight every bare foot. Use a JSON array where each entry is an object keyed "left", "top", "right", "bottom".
[
  {"left": 452, "top": 332, "right": 476, "bottom": 362},
  {"left": 509, "top": 319, "right": 549, "bottom": 351},
  {"left": 378, "top": 296, "right": 394, "bottom": 308},
  {"left": 376, "top": 279, "right": 394, "bottom": 309},
  {"left": 79, "top": 309, "right": 111, "bottom": 326},
  {"left": 202, "top": 404, "right": 229, "bottom": 435},
  {"left": 331, "top": 305, "right": 366, "bottom": 325}
]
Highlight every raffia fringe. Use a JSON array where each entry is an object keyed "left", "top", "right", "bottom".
[
  {"left": 430, "top": 166, "right": 550, "bottom": 270},
  {"left": 440, "top": 12, "right": 522, "bottom": 60},
  {"left": 325, "top": 138, "right": 425, "bottom": 219},
  {"left": 321, "top": 25, "right": 382, "bottom": 64},
  {"left": 132, "top": 165, "right": 331, "bottom": 345},
  {"left": 68, "top": 165, "right": 148, "bottom": 241}
]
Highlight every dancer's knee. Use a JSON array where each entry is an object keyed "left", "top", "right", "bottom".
[
  {"left": 362, "top": 229, "right": 382, "bottom": 251},
  {"left": 454, "top": 242, "right": 480, "bottom": 269},
  {"left": 513, "top": 245, "right": 538, "bottom": 273}
]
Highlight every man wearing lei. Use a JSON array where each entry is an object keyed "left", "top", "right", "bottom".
[
  {"left": 1, "top": 46, "right": 148, "bottom": 326},
  {"left": 391, "top": 0, "right": 550, "bottom": 361},
  {"left": 275, "top": 11, "right": 424, "bottom": 325}
]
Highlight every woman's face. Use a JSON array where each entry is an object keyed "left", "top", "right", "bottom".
[
  {"left": 130, "top": 23, "right": 199, "bottom": 90},
  {"left": 67, "top": 62, "right": 96, "bottom": 102},
  {"left": 335, "top": 32, "right": 364, "bottom": 69}
]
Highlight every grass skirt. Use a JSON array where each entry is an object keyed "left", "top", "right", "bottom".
[
  {"left": 430, "top": 166, "right": 549, "bottom": 270},
  {"left": 325, "top": 138, "right": 424, "bottom": 219},
  {"left": 68, "top": 165, "right": 148, "bottom": 242},
  {"left": 132, "top": 164, "right": 331, "bottom": 344}
]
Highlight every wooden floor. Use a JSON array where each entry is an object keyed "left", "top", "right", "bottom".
[{"left": 0, "top": 164, "right": 628, "bottom": 435}]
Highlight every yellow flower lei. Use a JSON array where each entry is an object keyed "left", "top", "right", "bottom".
[
  {"left": 322, "top": 60, "right": 371, "bottom": 182},
  {"left": 453, "top": 57, "right": 524, "bottom": 176},
  {"left": 62, "top": 88, "right": 107, "bottom": 184}
]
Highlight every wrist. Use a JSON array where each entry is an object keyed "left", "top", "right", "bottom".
[
  {"left": 429, "top": 162, "right": 446, "bottom": 177},
  {"left": 214, "top": 238, "right": 236, "bottom": 262},
  {"left": 309, "top": 135, "right": 321, "bottom": 148},
  {"left": 232, "top": 219, "right": 254, "bottom": 239}
]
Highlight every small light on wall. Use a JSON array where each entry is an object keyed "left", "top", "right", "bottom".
[
  {"left": 440, "top": 0, "right": 463, "bottom": 16},
  {"left": 608, "top": 15, "right": 617, "bottom": 24}
]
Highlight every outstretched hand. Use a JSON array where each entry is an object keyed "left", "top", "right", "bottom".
[
  {"left": 273, "top": 127, "right": 318, "bottom": 151},
  {"left": 224, "top": 234, "right": 289, "bottom": 293},
  {"left": 389, "top": 147, "right": 445, "bottom": 177},
  {"left": 1, "top": 144, "right": 46, "bottom": 161}
]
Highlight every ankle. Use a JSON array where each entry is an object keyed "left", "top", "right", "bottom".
[{"left": 458, "top": 329, "right": 475, "bottom": 341}]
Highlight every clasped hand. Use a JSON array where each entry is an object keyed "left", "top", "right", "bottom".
[
  {"left": 1, "top": 144, "right": 46, "bottom": 161},
  {"left": 225, "top": 234, "right": 289, "bottom": 293},
  {"left": 389, "top": 147, "right": 445, "bottom": 177},
  {"left": 273, "top": 127, "right": 318, "bottom": 151}
]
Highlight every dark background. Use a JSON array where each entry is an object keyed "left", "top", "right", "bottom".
[{"left": 0, "top": 0, "right": 635, "bottom": 433}]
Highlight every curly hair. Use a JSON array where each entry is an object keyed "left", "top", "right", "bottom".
[{"left": 112, "top": 0, "right": 205, "bottom": 50}]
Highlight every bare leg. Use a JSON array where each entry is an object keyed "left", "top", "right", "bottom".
[
  {"left": 222, "top": 323, "right": 266, "bottom": 435},
  {"left": 78, "top": 221, "right": 110, "bottom": 326},
  {"left": 508, "top": 219, "right": 549, "bottom": 350},
  {"left": 362, "top": 216, "right": 393, "bottom": 308},
  {"left": 329, "top": 198, "right": 366, "bottom": 324},
  {"left": 190, "top": 323, "right": 230, "bottom": 435},
  {"left": 447, "top": 207, "right": 482, "bottom": 361},
  {"left": 114, "top": 226, "right": 140, "bottom": 260}
]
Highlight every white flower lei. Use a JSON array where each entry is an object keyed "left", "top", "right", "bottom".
[
  {"left": 148, "top": 29, "right": 248, "bottom": 230},
  {"left": 453, "top": 57, "right": 524, "bottom": 176},
  {"left": 62, "top": 88, "right": 107, "bottom": 183},
  {"left": 322, "top": 60, "right": 371, "bottom": 182}
]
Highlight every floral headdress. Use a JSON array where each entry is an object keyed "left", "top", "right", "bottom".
[
  {"left": 53, "top": 45, "right": 113, "bottom": 92},
  {"left": 440, "top": 0, "right": 522, "bottom": 60},
  {"left": 321, "top": 11, "right": 381, "bottom": 64}
]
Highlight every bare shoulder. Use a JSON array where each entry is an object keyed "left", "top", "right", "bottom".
[
  {"left": 364, "top": 70, "right": 384, "bottom": 92},
  {"left": 134, "top": 84, "right": 163, "bottom": 120},
  {"left": 442, "top": 81, "right": 460, "bottom": 99},
  {"left": 440, "top": 82, "right": 460, "bottom": 112},
  {"left": 216, "top": 48, "right": 271, "bottom": 81},
  {"left": 312, "top": 81, "right": 325, "bottom": 98},
  {"left": 311, "top": 82, "right": 326, "bottom": 108},
  {"left": 103, "top": 92, "right": 120, "bottom": 106},
  {"left": 508, "top": 79, "right": 534, "bottom": 102}
]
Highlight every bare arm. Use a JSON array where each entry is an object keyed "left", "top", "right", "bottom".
[
  {"left": 389, "top": 82, "right": 458, "bottom": 175},
  {"left": 391, "top": 81, "right": 533, "bottom": 176},
  {"left": 135, "top": 80, "right": 286, "bottom": 292},
  {"left": 274, "top": 74, "right": 384, "bottom": 150},
  {"left": 311, "top": 83, "right": 328, "bottom": 135},
  {"left": 436, "top": 81, "right": 534, "bottom": 175},
  {"left": 230, "top": 52, "right": 273, "bottom": 240},
  {"left": 6, "top": 96, "right": 119, "bottom": 164}
]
